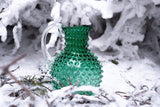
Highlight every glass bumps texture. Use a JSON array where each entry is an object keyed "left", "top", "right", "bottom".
[{"left": 50, "top": 25, "right": 103, "bottom": 90}]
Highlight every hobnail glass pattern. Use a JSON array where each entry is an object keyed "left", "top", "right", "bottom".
[{"left": 50, "top": 25, "right": 103, "bottom": 90}]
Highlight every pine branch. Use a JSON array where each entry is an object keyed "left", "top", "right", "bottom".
[{"left": 1, "top": 54, "right": 35, "bottom": 100}]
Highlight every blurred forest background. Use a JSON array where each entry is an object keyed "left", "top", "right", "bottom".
[
  {"left": 0, "top": 0, "right": 160, "bottom": 62},
  {"left": 0, "top": 0, "right": 160, "bottom": 107}
]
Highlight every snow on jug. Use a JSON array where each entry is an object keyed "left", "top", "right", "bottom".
[{"left": 41, "top": 23, "right": 103, "bottom": 92}]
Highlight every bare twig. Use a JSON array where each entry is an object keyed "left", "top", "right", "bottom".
[
  {"left": 45, "top": 99, "right": 50, "bottom": 107},
  {"left": 6, "top": 80, "right": 51, "bottom": 86},
  {"left": 64, "top": 80, "right": 80, "bottom": 94},
  {"left": 11, "top": 66, "right": 20, "bottom": 72},
  {"left": 115, "top": 91, "right": 131, "bottom": 99},
  {"left": 126, "top": 80, "right": 136, "bottom": 89},
  {"left": 134, "top": 90, "right": 147, "bottom": 97},
  {"left": 2, "top": 54, "right": 35, "bottom": 100},
  {"left": 115, "top": 91, "right": 127, "bottom": 95},
  {"left": 101, "top": 94, "right": 113, "bottom": 102},
  {"left": 73, "top": 80, "right": 80, "bottom": 87},
  {"left": 40, "top": 84, "right": 52, "bottom": 92},
  {"left": 68, "top": 77, "right": 71, "bottom": 85},
  {"left": 14, "top": 92, "right": 26, "bottom": 100},
  {"left": 47, "top": 76, "right": 65, "bottom": 87},
  {"left": 1, "top": 54, "right": 26, "bottom": 75},
  {"left": 0, "top": 8, "right": 4, "bottom": 14},
  {"left": 31, "top": 91, "right": 41, "bottom": 97}
]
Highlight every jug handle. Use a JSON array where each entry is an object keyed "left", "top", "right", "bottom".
[{"left": 41, "top": 23, "right": 61, "bottom": 61}]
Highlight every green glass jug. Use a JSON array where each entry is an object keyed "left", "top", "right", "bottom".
[{"left": 41, "top": 23, "right": 103, "bottom": 91}]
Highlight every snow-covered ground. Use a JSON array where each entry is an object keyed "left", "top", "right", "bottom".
[{"left": 0, "top": 46, "right": 160, "bottom": 107}]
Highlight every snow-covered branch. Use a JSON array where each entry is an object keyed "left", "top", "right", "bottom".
[{"left": 0, "top": 0, "right": 160, "bottom": 58}]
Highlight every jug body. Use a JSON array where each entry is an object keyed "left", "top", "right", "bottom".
[{"left": 41, "top": 25, "right": 103, "bottom": 90}]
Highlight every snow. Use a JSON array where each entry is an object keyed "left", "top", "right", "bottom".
[
  {"left": 12, "top": 21, "right": 22, "bottom": 54},
  {"left": 0, "top": 46, "right": 160, "bottom": 106},
  {"left": 50, "top": 2, "right": 61, "bottom": 22},
  {"left": 0, "top": 21, "right": 7, "bottom": 42},
  {"left": 1, "top": 0, "right": 160, "bottom": 106},
  {"left": 152, "top": 0, "right": 160, "bottom": 5}
]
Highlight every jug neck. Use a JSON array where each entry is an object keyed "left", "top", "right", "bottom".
[{"left": 62, "top": 25, "right": 91, "bottom": 52}]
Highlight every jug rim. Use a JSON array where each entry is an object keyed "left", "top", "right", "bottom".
[{"left": 62, "top": 25, "right": 92, "bottom": 29}]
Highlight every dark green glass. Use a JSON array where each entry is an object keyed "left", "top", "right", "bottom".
[{"left": 50, "top": 25, "right": 103, "bottom": 90}]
